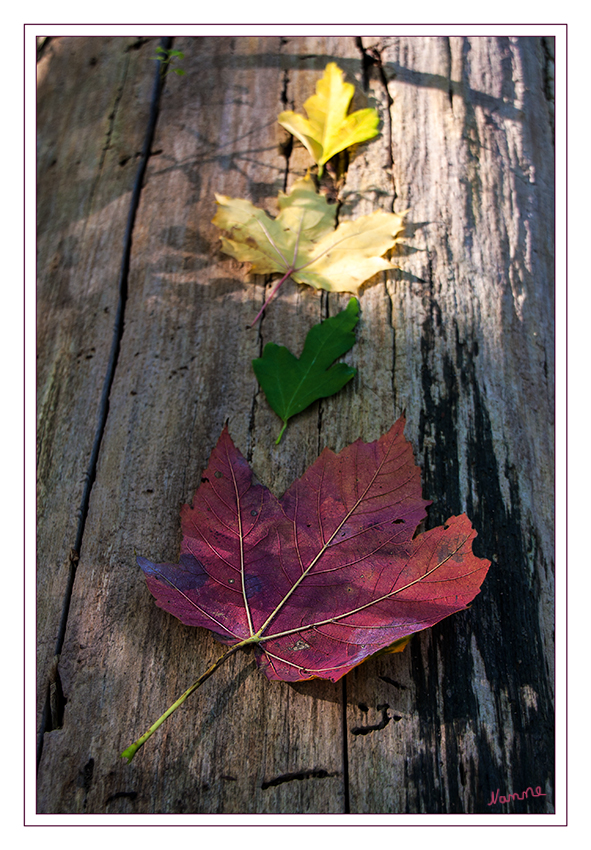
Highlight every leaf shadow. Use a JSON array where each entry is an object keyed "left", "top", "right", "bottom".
[
  {"left": 288, "top": 677, "right": 342, "bottom": 705},
  {"left": 401, "top": 220, "right": 430, "bottom": 239},
  {"left": 191, "top": 652, "right": 259, "bottom": 748}
]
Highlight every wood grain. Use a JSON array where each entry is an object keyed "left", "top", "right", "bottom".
[
  {"left": 37, "top": 35, "right": 162, "bottom": 739},
  {"left": 36, "top": 35, "right": 555, "bottom": 814}
]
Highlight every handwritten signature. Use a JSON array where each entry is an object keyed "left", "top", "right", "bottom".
[{"left": 488, "top": 786, "right": 546, "bottom": 805}]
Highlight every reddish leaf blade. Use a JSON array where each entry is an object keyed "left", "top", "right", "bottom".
[
  {"left": 138, "top": 554, "right": 244, "bottom": 645},
  {"left": 139, "top": 426, "right": 284, "bottom": 643},
  {"left": 138, "top": 419, "right": 490, "bottom": 683},
  {"left": 279, "top": 416, "right": 431, "bottom": 567},
  {"left": 255, "top": 513, "right": 489, "bottom": 681}
]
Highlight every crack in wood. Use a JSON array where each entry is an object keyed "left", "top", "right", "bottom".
[
  {"left": 48, "top": 654, "right": 67, "bottom": 730},
  {"left": 80, "top": 55, "right": 131, "bottom": 238},
  {"left": 541, "top": 37, "right": 555, "bottom": 136},
  {"left": 341, "top": 676, "right": 350, "bottom": 812},
  {"left": 77, "top": 757, "right": 95, "bottom": 798},
  {"left": 36, "top": 36, "right": 173, "bottom": 773},
  {"left": 378, "top": 675, "right": 407, "bottom": 690},
  {"left": 261, "top": 768, "right": 339, "bottom": 790},
  {"left": 444, "top": 37, "right": 454, "bottom": 110},
  {"left": 105, "top": 790, "right": 138, "bottom": 805},
  {"left": 355, "top": 37, "right": 397, "bottom": 206},
  {"left": 351, "top": 703, "right": 391, "bottom": 735},
  {"left": 36, "top": 36, "right": 51, "bottom": 61}
]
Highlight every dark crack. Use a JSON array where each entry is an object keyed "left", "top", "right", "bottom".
[
  {"left": 36, "top": 36, "right": 51, "bottom": 61},
  {"left": 105, "top": 790, "right": 138, "bottom": 805},
  {"left": 351, "top": 703, "right": 391, "bottom": 735},
  {"left": 379, "top": 675, "right": 407, "bottom": 690},
  {"left": 541, "top": 37, "right": 555, "bottom": 137},
  {"left": 36, "top": 36, "right": 173, "bottom": 773},
  {"left": 355, "top": 38, "right": 397, "bottom": 205},
  {"left": 341, "top": 677, "right": 351, "bottom": 812},
  {"left": 445, "top": 37, "right": 454, "bottom": 109},
  {"left": 261, "top": 768, "right": 339, "bottom": 790}
]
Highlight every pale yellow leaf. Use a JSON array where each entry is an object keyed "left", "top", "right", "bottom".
[
  {"left": 212, "top": 174, "right": 336, "bottom": 276},
  {"left": 212, "top": 175, "right": 406, "bottom": 297},
  {"left": 298, "top": 211, "right": 405, "bottom": 293}
]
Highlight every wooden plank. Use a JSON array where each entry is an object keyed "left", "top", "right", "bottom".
[
  {"left": 36, "top": 35, "right": 554, "bottom": 814},
  {"left": 343, "top": 35, "right": 555, "bottom": 813},
  {"left": 36, "top": 35, "right": 163, "bottom": 736},
  {"left": 37, "top": 35, "right": 354, "bottom": 815}
]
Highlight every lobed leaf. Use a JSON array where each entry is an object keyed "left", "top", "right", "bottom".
[
  {"left": 212, "top": 174, "right": 336, "bottom": 277},
  {"left": 212, "top": 175, "right": 406, "bottom": 299},
  {"left": 295, "top": 210, "right": 405, "bottom": 293},
  {"left": 278, "top": 63, "right": 380, "bottom": 175},
  {"left": 138, "top": 418, "right": 490, "bottom": 683},
  {"left": 252, "top": 297, "right": 360, "bottom": 442}
]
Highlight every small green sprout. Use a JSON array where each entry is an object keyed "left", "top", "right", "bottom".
[{"left": 153, "top": 46, "right": 186, "bottom": 78}]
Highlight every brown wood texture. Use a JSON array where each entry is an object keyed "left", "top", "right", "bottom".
[{"left": 36, "top": 35, "right": 555, "bottom": 814}]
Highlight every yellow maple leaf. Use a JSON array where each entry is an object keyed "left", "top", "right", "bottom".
[
  {"left": 212, "top": 174, "right": 405, "bottom": 323},
  {"left": 278, "top": 63, "right": 380, "bottom": 176}
]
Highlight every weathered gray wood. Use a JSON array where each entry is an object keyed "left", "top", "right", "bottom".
[
  {"left": 36, "top": 35, "right": 162, "bottom": 736},
  {"left": 36, "top": 35, "right": 554, "bottom": 814}
]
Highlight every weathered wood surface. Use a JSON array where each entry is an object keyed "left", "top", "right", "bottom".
[{"left": 36, "top": 35, "right": 555, "bottom": 814}]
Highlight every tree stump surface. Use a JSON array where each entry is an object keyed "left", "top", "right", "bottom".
[{"left": 36, "top": 35, "right": 555, "bottom": 815}]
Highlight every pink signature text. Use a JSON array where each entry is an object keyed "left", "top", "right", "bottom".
[{"left": 488, "top": 786, "right": 546, "bottom": 806}]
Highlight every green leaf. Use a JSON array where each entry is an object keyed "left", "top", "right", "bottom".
[
  {"left": 253, "top": 298, "right": 360, "bottom": 443},
  {"left": 174, "top": 68, "right": 186, "bottom": 76}
]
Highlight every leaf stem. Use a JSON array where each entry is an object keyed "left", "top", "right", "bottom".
[
  {"left": 275, "top": 421, "right": 288, "bottom": 445},
  {"left": 120, "top": 640, "right": 250, "bottom": 763},
  {"left": 250, "top": 269, "right": 294, "bottom": 327}
]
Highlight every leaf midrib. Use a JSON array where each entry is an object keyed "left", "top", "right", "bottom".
[
  {"left": 279, "top": 319, "right": 353, "bottom": 422},
  {"left": 256, "top": 532, "right": 473, "bottom": 646},
  {"left": 225, "top": 437, "right": 255, "bottom": 636},
  {"left": 253, "top": 431, "right": 401, "bottom": 637}
]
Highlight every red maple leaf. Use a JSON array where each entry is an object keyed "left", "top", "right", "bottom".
[{"left": 123, "top": 418, "right": 489, "bottom": 761}]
